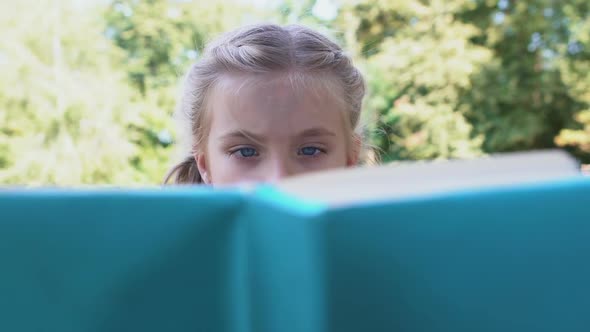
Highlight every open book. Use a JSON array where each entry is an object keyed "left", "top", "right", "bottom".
[
  {"left": 278, "top": 149, "right": 583, "bottom": 206},
  {"left": 1, "top": 150, "right": 589, "bottom": 332}
]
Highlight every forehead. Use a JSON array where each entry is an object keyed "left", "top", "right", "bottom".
[{"left": 207, "top": 73, "right": 347, "bottom": 137}]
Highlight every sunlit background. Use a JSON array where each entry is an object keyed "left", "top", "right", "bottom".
[{"left": 1, "top": 0, "right": 589, "bottom": 186}]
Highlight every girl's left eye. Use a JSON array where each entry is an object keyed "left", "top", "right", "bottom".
[{"left": 298, "top": 146, "right": 323, "bottom": 156}]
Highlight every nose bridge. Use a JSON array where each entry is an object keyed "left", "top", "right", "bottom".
[{"left": 266, "top": 151, "right": 293, "bottom": 182}]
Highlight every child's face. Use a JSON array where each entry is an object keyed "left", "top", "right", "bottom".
[{"left": 196, "top": 75, "right": 356, "bottom": 185}]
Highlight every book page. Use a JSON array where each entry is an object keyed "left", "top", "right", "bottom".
[{"left": 277, "top": 150, "right": 582, "bottom": 206}]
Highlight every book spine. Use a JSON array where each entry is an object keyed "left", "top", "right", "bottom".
[{"left": 241, "top": 192, "right": 327, "bottom": 332}]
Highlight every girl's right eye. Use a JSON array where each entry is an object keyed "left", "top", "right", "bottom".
[{"left": 231, "top": 147, "right": 259, "bottom": 158}]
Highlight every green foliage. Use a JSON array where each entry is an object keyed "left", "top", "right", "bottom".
[
  {"left": 554, "top": 0, "right": 590, "bottom": 162},
  {"left": 340, "top": 0, "right": 487, "bottom": 161},
  {"left": 105, "top": 0, "right": 248, "bottom": 94},
  {"left": 458, "top": 0, "right": 585, "bottom": 153},
  {"left": 1, "top": 0, "right": 588, "bottom": 186},
  {"left": 0, "top": 0, "right": 140, "bottom": 185},
  {"left": 556, "top": 110, "right": 590, "bottom": 158},
  {"left": 339, "top": 0, "right": 590, "bottom": 163}
]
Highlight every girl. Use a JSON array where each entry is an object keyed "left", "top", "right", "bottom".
[{"left": 165, "top": 23, "right": 366, "bottom": 185}]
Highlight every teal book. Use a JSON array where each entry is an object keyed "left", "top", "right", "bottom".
[{"left": 1, "top": 150, "right": 589, "bottom": 332}]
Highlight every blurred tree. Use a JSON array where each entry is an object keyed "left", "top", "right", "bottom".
[
  {"left": 338, "top": 0, "right": 487, "bottom": 161},
  {"left": 338, "top": 0, "right": 590, "bottom": 163},
  {"left": 105, "top": 0, "right": 248, "bottom": 94},
  {"left": 458, "top": 0, "right": 586, "bottom": 155},
  {"left": 276, "top": 0, "right": 321, "bottom": 25},
  {"left": 554, "top": 0, "right": 590, "bottom": 162},
  {"left": 0, "top": 0, "right": 142, "bottom": 185}
]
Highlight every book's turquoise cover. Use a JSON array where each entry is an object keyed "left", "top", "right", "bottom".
[{"left": 1, "top": 178, "right": 589, "bottom": 332}]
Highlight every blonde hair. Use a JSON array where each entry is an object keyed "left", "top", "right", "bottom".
[{"left": 164, "top": 23, "right": 366, "bottom": 184}]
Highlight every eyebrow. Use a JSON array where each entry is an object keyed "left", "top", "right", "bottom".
[
  {"left": 296, "top": 127, "right": 337, "bottom": 139},
  {"left": 219, "top": 130, "right": 266, "bottom": 143},
  {"left": 218, "top": 127, "right": 337, "bottom": 143}
]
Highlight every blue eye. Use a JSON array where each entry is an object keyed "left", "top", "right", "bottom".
[
  {"left": 235, "top": 147, "right": 258, "bottom": 158},
  {"left": 299, "top": 147, "right": 322, "bottom": 156}
]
